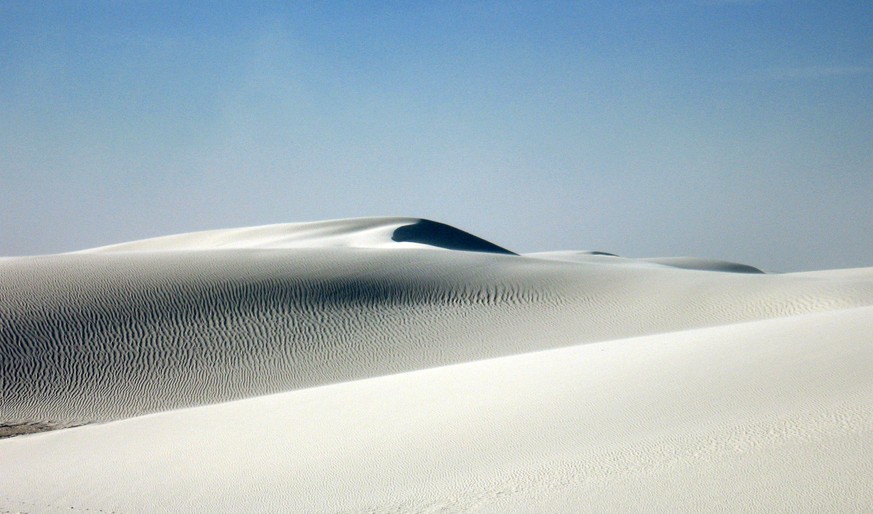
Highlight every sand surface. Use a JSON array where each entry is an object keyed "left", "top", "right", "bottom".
[{"left": 2, "top": 217, "right": 872, "bottom": 512}]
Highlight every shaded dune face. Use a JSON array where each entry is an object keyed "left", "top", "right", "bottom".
[
  {"left": 3, "top": 219, "right": 873, "bottom": 436},
  {"left": 643, "top": 257, "right": 764, "bottom": 274},
  {"left": 391, "top": 219, "right": 517, "bottom": 255},
  {"left": 1, "top": 250, "right": 553, "bottom": 431},
  {"left": 527, "top": 252, "right": 765, "bottom": 273}
]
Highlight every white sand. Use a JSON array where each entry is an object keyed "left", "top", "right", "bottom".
[{"left": 2, "top": 217, "right": 872, "bottom": 511}]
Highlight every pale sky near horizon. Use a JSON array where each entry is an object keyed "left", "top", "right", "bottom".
[{"left": 1, "top": 1, "right": 871, "bottom": 271}]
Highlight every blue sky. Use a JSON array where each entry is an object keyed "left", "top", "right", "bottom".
[{"left": 1, "top": 1, "right": 871, "bottom": 271}]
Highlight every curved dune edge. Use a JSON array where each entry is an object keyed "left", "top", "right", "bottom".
[
  {"left": 76, "top": 216, "right": 515, "bottom": 254},
  {"left": 391, "top": 219, "right": 516, "bottom": 255},
  {"left": 1, "top": 307, "right": 871, "bottom": 511},
  {"left": 643, "top": 256, "right": 765, "bottom": 274},
  {"left": 527, "top": 251, "right": 765, "bottom": 273}
]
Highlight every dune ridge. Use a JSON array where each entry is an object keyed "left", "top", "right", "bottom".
[
  {"left": 528, "top": 251, "right": 766, "bottom": 273},
  {"left": 2, "top": 217, "right": 873, "bottom": 511},
  {"left": 77, "top": 217, "right": 512, "bottom": 254}
]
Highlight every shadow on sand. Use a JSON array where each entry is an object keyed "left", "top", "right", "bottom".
[{"left": 392, "top": 219, "right": 517, "bottom": 255}]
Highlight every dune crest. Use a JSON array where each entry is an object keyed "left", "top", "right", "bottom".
[
  {"left": 528, "top": 251, "right": 765, "bottom": 273},
  {"left": 78, "top": 217, "right": 515, "bottom": 255},
  {"left": 391, "top": 219, "right": 516, "bottom": 255}
]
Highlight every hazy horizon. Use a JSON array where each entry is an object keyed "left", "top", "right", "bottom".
[{"left": 2, "top": 1, "right": 871, "bottom": 272}]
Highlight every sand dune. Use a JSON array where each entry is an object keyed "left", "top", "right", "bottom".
[
  {"left": 528, "top": 251, "right": 765, "bottom": 273},
  {"left": 2, "top": 217, "right": 872, "bottom": 511},
  {"left": 78, "top": 217, "right": 515, "bottom": 254}
]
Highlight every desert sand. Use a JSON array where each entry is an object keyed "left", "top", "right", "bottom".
[{"left": 2, "top": 217, "right": 872, "bottom": 512}]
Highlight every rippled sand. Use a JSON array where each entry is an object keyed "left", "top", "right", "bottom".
[{"left": 2, "top": 218, "right": 872, "bottom": 511}]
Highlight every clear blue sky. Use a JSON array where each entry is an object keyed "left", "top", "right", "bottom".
[{"left": 2, "top": 1, "right": 871, "bottom": 271}]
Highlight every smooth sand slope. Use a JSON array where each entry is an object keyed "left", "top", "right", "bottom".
[{"left": 2, "top": 217, "right": 873, "bottom": 511}]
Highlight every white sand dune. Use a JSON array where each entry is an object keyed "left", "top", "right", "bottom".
[
  {"left": 528, "top": 251, "right": 765, "bottom": 273},
  {"left": 2, "top": 217, "right": 872, "bottom": 511},
  {"left": 77, "top": 217, "right": 517, "bottom": 254}
]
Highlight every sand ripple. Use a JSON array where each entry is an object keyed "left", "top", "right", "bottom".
[{"left": 3, "top": 244, "right": 873, "bottom": 430}]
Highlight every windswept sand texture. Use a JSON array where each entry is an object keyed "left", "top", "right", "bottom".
[{"left": 2, "top": 217, "right": 873, "bottom": 511}]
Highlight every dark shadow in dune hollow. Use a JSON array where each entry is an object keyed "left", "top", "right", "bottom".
[
  {"left": 0, "top": 422, "right": 80, "bottom": 439},
  {"left": 392, "top": 219, "right": 517, "bottom": 255}
]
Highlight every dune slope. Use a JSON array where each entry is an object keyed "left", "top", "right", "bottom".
[
  {"left": 1, "top": 306, "right": 871, "bottom": 511},
  {"left": 2, "top": 217, "right": 873, "bottom": 511},
  {"left": 4, "top": 220, "right": 873, "bottom": 428}
]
